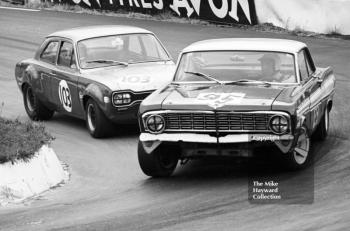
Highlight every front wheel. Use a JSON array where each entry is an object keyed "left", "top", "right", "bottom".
[
  {"left": 283, "top": 126, "right": 312, "bottom": 170},
  {"left": 138, "top": 141, "right": 178, "bottom": 177},
  {"left": 85, "top": 99, "right": 113, "bottom": 138},
  {"left": 23, "top": 85, "right": 54, "bottom": 121}
]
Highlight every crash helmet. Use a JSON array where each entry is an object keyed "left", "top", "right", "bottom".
[{"left": 259, "top": 53, "right": 282, "bottom": 71}]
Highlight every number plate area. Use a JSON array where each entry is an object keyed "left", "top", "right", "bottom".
[{"left": 181, "top": 143, "right": 254, "bottom": 157}]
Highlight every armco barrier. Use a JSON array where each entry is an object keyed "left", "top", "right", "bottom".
[{"left": 52, "top": 0, "right": 257, "bottom": 25}]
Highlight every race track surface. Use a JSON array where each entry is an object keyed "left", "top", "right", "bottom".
[{"left": 0, "top": 8, "right": 350, "bottom": 231}]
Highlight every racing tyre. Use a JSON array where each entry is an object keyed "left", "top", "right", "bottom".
[
  {"left": 23, "top": 85, "right": 54, "bottom": 121},
  {"left": 313, "top": 108, "right": 329, "bottom": 141},
  {"left": 85, "top": 99, "right": 112, "bottom": 138},
  {"left": 138, "top": 141, "right": 178, "bottom": 177},
  {"left": 284, "top": 126, "right": 312, "bottom": 170}
]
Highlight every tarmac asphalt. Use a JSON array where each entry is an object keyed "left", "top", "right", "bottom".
[{"left": 0, "top": 8, "right": 350, "bottom": 231}]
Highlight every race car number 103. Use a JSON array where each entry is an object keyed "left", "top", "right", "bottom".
[{"left": 58, "top": 80, "right": 72, "bottom": 112}]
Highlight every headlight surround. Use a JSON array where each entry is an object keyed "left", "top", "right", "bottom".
[
  {"left": 269, "top": 115, "right": 289, "bottom": 135},
  {"left": 113, "top": 92, "right": 132, "bottom": 106},
  {"left": 145, "top": 114, "right": 165, "bottom": 134}
]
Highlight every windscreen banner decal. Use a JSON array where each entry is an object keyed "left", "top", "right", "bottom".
[
  {"left": 54, "top": 0, "right": 257, "bottom": 25},
  {"left": 197, "top": 92, "right": 245, "bottom": 108}
]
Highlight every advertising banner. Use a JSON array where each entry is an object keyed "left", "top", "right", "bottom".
[{"left": 55, "top": 0, "right": 257, "bottom": 25}]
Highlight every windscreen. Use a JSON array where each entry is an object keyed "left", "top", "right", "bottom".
[
  {"left": 175, "top": 51, "right": 296, "bottom": 83},
  {"left": 78, "top": 33, "right": 170, "bottom": 69}
]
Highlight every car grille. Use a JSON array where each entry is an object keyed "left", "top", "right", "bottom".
[{"left": 163, "top": 112, "right": 274, "bottom": 132}]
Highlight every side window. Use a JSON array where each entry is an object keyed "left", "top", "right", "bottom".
[
  {"left": 40, "top": 41, "right": 59, "bottom": 64},
  {"left": 298, "top": 50, "right": 309, "bottom": 82},
  {"left": 58, "top": 42, "right": 76, "bottom": 69}
]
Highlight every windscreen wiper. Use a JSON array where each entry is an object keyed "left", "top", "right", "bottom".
[
  {"left": 184, "top": 71, "right": 222, "bottom": 84},
  {"left": 85, "top": 59, "right": 129, "bottom": 66},
  {"left": 224, "top": 79, "right": 271, "bottom": 86}
]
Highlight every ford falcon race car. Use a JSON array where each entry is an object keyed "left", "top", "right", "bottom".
[
  {"left": 15, "top": 25, "right": 175, "bottom": 137},
  {"left": 137, "top": 38, "right": 336, "bottom": 177}
]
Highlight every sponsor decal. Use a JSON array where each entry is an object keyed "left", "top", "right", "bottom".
[
  {"left": 55, "top": 0, "right": 256, "bottom": 25},
  {"left": 58, "top": 80, "right": 72, "bottom": 112},
  {"left": 197, "top": 92, "right": 245, "bottom": 109}
]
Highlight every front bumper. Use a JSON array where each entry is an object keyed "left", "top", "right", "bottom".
[
  {"left": 105, "top": 102, "right": 140, "bottom": 124},
  {"left": 140, "top": 133, "right": 295, "bottom": 155},
  {"left": 140, "top": 133, "right": 293, "bottom": 143}
]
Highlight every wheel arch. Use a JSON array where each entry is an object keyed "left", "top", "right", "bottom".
[
  {"left": 82, "top": 95, "right": 93, "bottom": 110},
  {"left": 81, "top": 83, "right": 111, "bottom": 113}
]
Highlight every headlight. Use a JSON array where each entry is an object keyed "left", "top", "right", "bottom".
[
  {"left": 269, "top": 115, "right": 289, "bottom": 134},
  {"left": 113, "top": 93, "right": 131, "bottom": 106},
  {"left": 146, "top": 115, "right": 165, "bottom": 134}
]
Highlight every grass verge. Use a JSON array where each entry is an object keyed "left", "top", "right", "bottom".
[{"left": 0, "top": 116, "right": 53, "bottom": 164}]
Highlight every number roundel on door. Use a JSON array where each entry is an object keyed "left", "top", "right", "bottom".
[{"left": 58, "top": 80, "right": 72, "bottom": 112}]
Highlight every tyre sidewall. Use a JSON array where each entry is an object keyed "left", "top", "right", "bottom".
[
  {"left": 23, "top": 85, "right": 37, "bottom": 120},
  {"left": 85, "top": 99, "right": 111, "bottom": 138},
  {"left": 285, "top": 126, "right": 313, "bottom": 170},
  {"left": 138, "top": 141, "right": 178, "bottom": 177}
]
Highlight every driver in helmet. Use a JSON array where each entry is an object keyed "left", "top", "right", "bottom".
[{"left": 259, "top": 54, "right": 294, "bottom": 83}]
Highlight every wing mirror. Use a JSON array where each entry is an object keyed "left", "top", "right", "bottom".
[{"left": 312, "top": 74, "right": 323, "bottom": 86}]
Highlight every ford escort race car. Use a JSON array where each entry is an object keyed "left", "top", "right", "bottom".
[
  {"left": 15, "top": 25, "right": 175, "bottom": 137},
  {"left": 137, "top": 38, "right": 336, "bottom": 177}
]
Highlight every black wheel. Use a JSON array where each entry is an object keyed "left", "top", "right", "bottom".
[
  {"left": 23, "top": 84, "right": 54, "bottom": 121},
  {"left": 138, "top": 141, "right": 178, "bottom": 177},
  {"left": 283, "top": 126, "right": 312, "bottom": 170},
  {"left": 85, "top": 98, "right": 112, "bottom": 138},
  {"left": 313, "top": 107, "right": 329, "bottom": 141}
]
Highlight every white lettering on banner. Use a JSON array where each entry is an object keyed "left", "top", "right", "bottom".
[
  {"left": 68, "top": 0, "right": 251, "bottom": 23},
  {"left": 82, "top": 0, "right": 91, "bottom": 6},
  {"left": 229, "top": 0, "right": 251, "bottom": 24},
  {"left": 190, "top": 0, "right": 201, "bottom": 15},
  {"left": 129, "top": 0, "right": 140, "bottom": 7},
  {"left": 153, "top": 0, "right": 163, "bottom": 10},
  {"left": 170, "top": 0, "right": 195, "bottom": 17},
  {"left": 208, "top": 0, "right": 228, "bottom": 19},
  {"left": 170, "top": 0, "right": 251, "bottom": 23},
  {"left": 141, "top": 0, "right": 152, "bottom": 8}
]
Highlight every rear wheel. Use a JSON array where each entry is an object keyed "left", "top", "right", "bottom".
[
  {"left": 138, "top": 141, "right": 178, "bottom": 177},
  {"left": 284, "top": 126, "right": 312, "bottom": 170},
  {"left": 85, "top": 98, "right": 113, "bottom": 138},
  {"left": 23, "top": 85, "right": 54, "bottom": 121},
  {"left": 313, "top": 107, "right": 329, "bottom": 141}
]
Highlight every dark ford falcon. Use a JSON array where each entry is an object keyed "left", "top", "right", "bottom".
[
  {"left": 137, "top": 38, "right": 336, "bottom": 177},
  {"left": 15, "top": 25, "right": 175, "bottom": 137}
]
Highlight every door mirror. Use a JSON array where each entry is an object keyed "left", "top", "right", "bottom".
[{"left": 312, "top": 75, "right": 323, "bottom": 86}]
